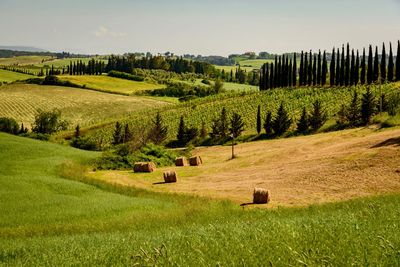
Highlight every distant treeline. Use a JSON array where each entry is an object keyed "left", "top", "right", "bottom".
[
  {"left": 260, "top": 41, "right": 400, "bottom": 90},
  {"left": 66, "top": 59, "right": 106, "bottom": 75},
  {"left": 104, "top": 55, "right": 217, "bottom": 76},
  {"left": 0, "top": 50, "right": 88, "bottom": 59},
  {"left": 182, "top": 55, "right": 235, "bottom": 66}
]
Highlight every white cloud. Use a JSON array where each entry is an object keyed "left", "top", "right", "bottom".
[{"left": 94, "top": 26, "right": 127, "bottom": 38}]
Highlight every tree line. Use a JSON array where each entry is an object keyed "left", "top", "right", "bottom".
[
  {"left": 67, "top": 59, "right": 105, "bottom": 75},
  {"left": 260, "top": 41, "right": 400, "bottom": 90}
]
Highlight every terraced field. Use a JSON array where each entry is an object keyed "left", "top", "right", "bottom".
[
  {"left": 57, "top": 75, "right": 165, "bottom": 95},
  {"left": 0, "top": 84, "right": 170, "bottom": 127}
]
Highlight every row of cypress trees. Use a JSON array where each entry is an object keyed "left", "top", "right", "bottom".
[
  {"left": 68, "top": 59, "right": 105, "bottom": 75},
  {"left": 260, "top": 41, "right": 400, "bottom": 90}
]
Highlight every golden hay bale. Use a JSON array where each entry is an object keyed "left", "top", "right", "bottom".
[
  {"left": 253, "top": 188, "right": 270, "bottom": 204},
  {"left": 189, "top": 156, "right": 202, "bottom": 166},
  {"left": 133, "top": 162, "right": 156, "bottom": 173},
  {"left": 175, "top": 157, "right": 188, "bottom": 167},
  {"left": 163, "top": 171, "right": 177, "bottom": 183}
]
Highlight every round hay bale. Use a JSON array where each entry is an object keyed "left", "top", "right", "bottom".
[
  {"left": 189, "top": 156, "right": 202, "bottom": 166},
  {"left": 253, "top": 188, "right": 270, "bottom": 204},
  {"left": 163, "top": 171, "right": 177, "bottom": 183},
  {"left": 133, "top": 162, "right": 156, "bottom": 173},
  {"left": 175, "top": 157, "right": 188, "bottom": 167}
]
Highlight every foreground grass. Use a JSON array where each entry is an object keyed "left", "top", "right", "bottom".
[
  {"left": 0, "top": 84, "right": 169, "bottom": 127},
  {"left": 0, "top": 133, "right": 399, "bottom": 265},
  {"left": 57, "top": 75, "right": 165, "bottom": 95}
]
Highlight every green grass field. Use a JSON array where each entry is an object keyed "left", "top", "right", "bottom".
[
  {"left": 0, "top": 69, "right": 33, "bottom": 83},
  {"left": 0, "top": 55, "right": 54, "bottom": 66},
  {"left": 0, "top": 84, "right": 170, "bottom": 128},
  {"left": 36, "top": 57, "right": 108, "bottom": 68},
  {"left": 57, "top": 75, "right": 165, "bottom": 95},
  {"left": 0, "top": 133, "right": 399, "bottom": 265}
]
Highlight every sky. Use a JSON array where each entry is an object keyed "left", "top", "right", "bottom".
[{"left": 0, "top": 0, "right": 399, "bottom": 56}]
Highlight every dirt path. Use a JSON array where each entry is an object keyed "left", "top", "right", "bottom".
[{"left": 89, "top": 127, "right": 400, "bottom": 207}]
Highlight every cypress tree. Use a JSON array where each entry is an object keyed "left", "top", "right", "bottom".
[
  {"left": 299, "top": 51, "right": 304, "bottom": 86},
  {"left": 336, "top": 48, "right": 341, "bottom": 86},
  {"left": 256, "top": 105, "right": 262, "bottom": 134},
  {"left": 288, "top": 59, "right": 293, "bottom": 87},
  {"left": 230, "top": 113, "right": 245, "bottom": 138},
  {"left": 177, "top": 116, "right": 186, "bottom": 145},
  {"left": 361, "top": 87, "right": 376, "bottom": 125},
  {"left": 265, "top": 64, "right": 270, "bottom": 89},
  {"left": 297, "top": 107, "right": 309, "bottom": 134},
  {"left": 350, "top": 49, "right": 355, "bottom": 86},
  {"left": 367, "top": 45, "right": 373, "bottom": 84},
  {"left": 259, "top": 65, "right": 264, "bottom": 91},
  {"left": 317, "top": 50, "right": 322, "bottom": 85},
  {"left": 321, "top": 51, "right": 327, "bottom": 86},
  {"left": 330, "top": 48, "right": 336, "bottom": 86},
  {"left": 123, "top": 124, "right": 132, "bottom": 143},
  {"left": 340, "top": 45, "right": 345, "bottom": 86},
  {"left": 304, "top": 52, "right": 308, "bottom": 86},
  {"left": 396, "top": 41, "right": 400, "bottom": 81},
  {"left": 347, "top": 91, "right": 361, "bottom": 126},
  {"left": 312, "top": 54, "right": 317, "bottom": 86},
  {"left": 292, "top": 53, "right": 297, "bottom": 86},
  {"left": 69, "top": 61, "right": 73, "bottom": 75},
  {"left": 381, "top": 43, "right": 386, "bottom": 83},
  {"left": 345, "top": 43, "right": 350, "bottom": 86},
  {"left": 274, "top": 56, "right": 278, "bottom": 88},
  {"left": 285, "top": 56, "right": 289, "bottom": 87},
  {"left": 309, "top": 100, "right": 327, "bottom": 131},
  {"left": 388, "top": 42, "right": 394, "bottom": 82},
  {"left": 355, "top": 50, "right": 360, "bottom": 85},
  {"left": 374, "top": 46, "right": 379, "bottom": 82},
  {"left": 269, "top": 63, "right": 274, "bottom": 89},
  {"left": 112, "top": 121, "right": 123, "bottom": 145},
  {"left": 308, "top": 51, "right": 313, "bottom": 86},
  {"left": 149, "top": 112, "right": 168, "bottom": 145},
  {"left": 264, "top": 111, "right": 272, "bottom": 136},
  {"left": 219, "top": 107, "right": 229, "bottom": 138}
]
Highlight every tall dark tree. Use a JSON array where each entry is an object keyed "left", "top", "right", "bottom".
[
  {"left": 317, "top": 50, "right": 322, "bottom": 85},
  {"left": 123, "top": 124, "right": 132, "bottom": 143},
  {"left": 304, "top": 52, "right": 308, "bottom": 86},
  {"left": 112, "top": 121, "right": 123, "bottom": 145},
  {"left": 308, "top": 51, "right": 313, "bottom": 86},
  {"left": 177, "top": 116, "right": 186, "bottom": 144},
  {"left": 299, "top": 51, "right": 304, "bottom": 86},
  {"left": 288, "top": 59, "right": 293, "bottom": 87},
  {"left": 361, "top": 87, "right": 376, "bottom": 125},
  {"left": 330, "top": 48, "right": 336, "bottom": 86},
  {"left": 269, "top": 63, "right": 274, "bottom": 89},
  {"left": 360, "top": 48, "right": 366, "bottom": 85},
  {"left": 74, "top": 124, "right": 80, "bottom": 138},
  {"left": 219, "top": 107, "right": 229, "bottom": 138},
  {"left": 312, "top": 54, "right": 317, "bottom": 86},
  {"left": 274, "top": 56, "right": 278, "bottom": 88},
  {"left": 373, "top": 46, "right": 379, "bottom": 82},
  {"left": 350, "top": 49, "right": 355, "bottom": 86},
  {"left": 388, "top": 42, "right": 394, "bottom": 82},
  {"left": 264, "top": 111, "right": 272, "bottom": 136},
  {"left": 149, "top": 112, "right": 168, "bottom": 145},
  {"left": 230, "top": 113, "right": 245, "bottom": 138},
  {"left": 336, "top": 48, "right": 341, "bottom": 86},
  {"left": 355, "top": 50, "right": 360, "bottom": 85},
  {"left": 297, "top": 107, "right": 309, "bottom": 134},
  {"left": 292, "top": 53, "right": 297, "bottom": 86},
  {"left": 367, "top": 45, "right": 373, "bottom": 84},
  {"left": 265, "top": 64, "right": 270, "bottom": 89},
  {"left": 321, "top": 51, "right": 327, "bottom": 86},
  {"left": 272, "top": 103, "right": 292, "bottom": 136},
  {"left": 256, "top": 105, "right": 262, "bottom": 134},
  {"left": 345, "top": 43, "right": 350, "bottom": 86},
  {"left": 396, "top": 41, "right": 400, "bottom": 81},
  {"left": 259, "top": 65, "right": 265, "bottom": 91},
  {"left": 340, "top": 45, "right": 345, "bottom": 86},
  {"left": 381, "top": 43, "right": 386, "bottom": 83},
  {"left": 347, "top": 91, "right": 361, "bottom": 126}
]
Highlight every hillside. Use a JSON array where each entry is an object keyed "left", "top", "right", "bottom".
[
  {"left": 0, "top": 69, "right": 33, "bottom": 83},
  {"left": 91, "top": 126, "right": 400, "bottom": 206},
  {"left": 0, "top": 83, "right": 170, "bottom": 127}
]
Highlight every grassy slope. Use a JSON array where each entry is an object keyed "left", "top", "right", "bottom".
[
  {"left": 57, "top": 75, "right": 165, "bottom": 95},
  {"left": 0, "top": 133, "right": 399, "bottom": 265},
  {"left": 0, "top": 69, "right": 33, "bottom": 83},
  {"left": 0, "top": 55, "right": 53, "bottom": 65},
  {"left": 0, "top": 84, "right": 169, "bottom": 127}
]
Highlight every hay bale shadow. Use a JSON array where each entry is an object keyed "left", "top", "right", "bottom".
[{"left": 371, "top": 137, "right": 400, "bottom": 148}]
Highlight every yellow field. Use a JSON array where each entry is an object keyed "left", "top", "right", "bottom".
[
  {"left": 57, "top": 75, "right": 165, "bottom": 95},
  {"left": 91, "top": 127, "right": 400, "bottom": 207},
  {"left": 0, "top": 84, "right": 170, "bottom": 127}
]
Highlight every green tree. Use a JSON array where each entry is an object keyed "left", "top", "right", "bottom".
[
  {"left": 32, "top": 109, "right": 68, "bottom": 135},
  {"left": 123, "top": 123, "right": 132, "bottom": 143},
  {"left": 74, "top": 124, "right": 80, "bottom": 138},
  {"left": 345, "top": 43, "right": 350, "bottom": 86},
  {"left": 256, "top": 105, "right": 262, "bottom": 134},
  {"left": 373, "top": 46, "right": 379, "bottom": 82},
  {"left": 263, "top": 111, "right": 272, "bottom": 136},
  {"left": 355, "top": 50, "right": 360, "bottom": 85},
  {"left": 200, "top": 121, "right": 208, "bottom": 138},
  {"left": 340, "top": 45, "right": 345, "bottom": 86},
  {"left": 309, "top": 100, "right": 327, "bottom": 131},
  {"left": 381, "top": 43, "right": 386, "bottom": 82},
  {"left": 361, "top": 48, "right": 366, "bottom": 85},
  {"left": 321, "top": 51, "right": 327, "bottom": 86},
  {"left": 396, "top": 41, "right": 400, "bottom": 81},
  {"left": 317, "top": 50, "right": 322, "bottom": 85},
  {"left": 335, "top": 48, "right": 341, "bottom": 86},
  {"left": 177, "top": 116, "right": 186, "bottom": 145},
  {"left": 112, "top": 121, "right": 123, "bottom": 145},
  {"left": 297, "top": 107, "right": 309, "bottom": 134},
  {"left": 367, "top": 45, "right": 373, "bottom": 84},
  {"left": 388, "top": 42, "right": 394, "bottom": 82},
  {"left": 347, "top": 91, "right": 361, "bottom": 126},
  {"left": 272, "top": 103, "right": 292, "bottom": 136},
  {"left": 219, "top": 107, "right": 229, "bottom": 138},
  {"left": 330, "top": 48, "right": 336, "bottom": 86},
  {"left": 361, "top": 87, "right": 376, "bottom": 125},
  {"left": 230, "top": 113, "right": 245, "bottom": 138},
  {"left": 148, "top": 112, "right": 168, "bottom": 145},
  {"left": 292, "top": 53, "right": 297, "bottom": 86}
]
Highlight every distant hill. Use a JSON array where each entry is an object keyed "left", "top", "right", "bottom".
[{"left": 0, "top": 46, "right": 47, "bottom": 52}]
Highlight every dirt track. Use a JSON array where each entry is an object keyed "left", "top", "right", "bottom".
[{"left": 90, "top": 127, "right": 400, "bottom": 207}]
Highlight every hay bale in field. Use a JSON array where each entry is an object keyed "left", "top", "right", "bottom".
[
  {"left": 163, "top": 171, "right": 177, "bottom": 183},
  {"left": 189, "top": 156, "right": 202, "bottom": 166},
  {"left": 133, "top": 162, "right": 156, "bottom": 173},
  {"left": 253, "top": 188, "right": 270, "bottom": 204},
  {"left": 175, "top": 157, "right": 188, "bottom": 166}
]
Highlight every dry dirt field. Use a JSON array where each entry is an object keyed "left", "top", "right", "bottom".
[{"left": 90, "top": 127, "right": 400, "bottom": 207}]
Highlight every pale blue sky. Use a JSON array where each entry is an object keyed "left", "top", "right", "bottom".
[{"left": 1, "top": 0, "right": 399, "bottom": 55}]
